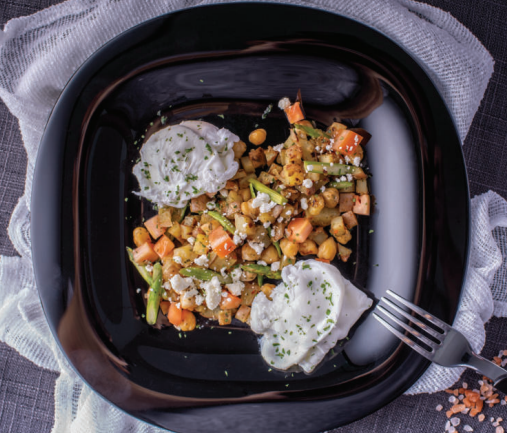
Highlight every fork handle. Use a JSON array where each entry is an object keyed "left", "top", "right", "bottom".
[{"left": 468, "top": 353, "right": 507, "bottom": 393}]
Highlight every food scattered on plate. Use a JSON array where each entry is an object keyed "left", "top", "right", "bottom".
[{"left": 128, "top": 95, "right": 373, "bottom": 370}]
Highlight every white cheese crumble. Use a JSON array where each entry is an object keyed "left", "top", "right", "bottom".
[
  {"left": 145, "top": 264, "right": 154, "bottom": 272},
  {"left": 353, "top": 156, "right": 361, "bottom": 167},
  {"left": 271, "top": 261, "right": 280, "bottom": 271},
  {"left": 273, "top": 143, "right": 285, "bottom": 152},
  {"left": 194, "top": 254, "right": 209, "bottom": 267},
  {"left": 251, "top": 192, "right": 277, "bottom": 213},
  {"left": 320, "top": 186, "right": 326, "bottom": 192},
  {"left": 344, "top": 155, "right": 351, "bottom": 164},
  {"left": 202, "top": 276, "right": 222, "bottom": 310},
  {"left": 226, "top": 281, "right": 245, "bottom": 296},
  {"left": 173, "top": 255, "right": 183, "bottom": 264},
  {"left": 278, "top": 97, "right": 291, "bottom": 110},
  {"left": 248, "top": 240, "right": 265, "bottom": 255},
  {"left": 346, "top": 173, "right": 353, "bottom": 182},
  {"left": 187, "top": 236, "right": 196, "bottom": 245},
  {"left": 302, "top": 179, "right": 313, "bottom": 188},
  {"left": 306, "top": 164, "right": 314, "bottom": 172},
  {"left": 263, "top": 221, "right": 271, "bottom": 228},
  {"left": 340, "top": 175, "right": 347, "bottom": 182},
  {"left": 169, "top": 274, "right": 194, "bottom": 294},
  {"left": 300, "top": 197, "right": 308, "bottom": 210},
  {"left": 233, "top": 231, "right": 248, "bottom": 245},
  {"left": 257, "top": 260, "right": 268, "bottom": 266}
]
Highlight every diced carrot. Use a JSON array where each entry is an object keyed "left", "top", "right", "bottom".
[
  {"left": 209, "top": 226, "right": 237, "bottom": 258},
  {"left": 315, "top": 258, "right": 330, "bottom": 263},
  {"left": 154, "top": 235, "right": 175, "bottom": 259},
  {"left": 284, "top": 102, "right": 305, "bottom": 124},
  {"left": 144, "top": 215, "right": 166, "bottom": 240},
  {"left": 168, "top": 303, "right": 183, "bottom": 326},
  {"left": 159, "top": 301, "right": 171, "bottom": 315},
  {"left": 353, "top": 194, "right": 370, "bottom": 216},
  {"left": 132, "top": 242, "right": 159, "bottom": 263},
  {"left": 180, "top": 310, "right": 196, "bottom": 331},
  {"left": 332, "top": 129, "right": 363, "bottom": 156},
  {"left": 220, "top": 291, "right": 242, "bottom": 310},
  {"left": 286, "top": 218, "right": 313, "bottom": 243}
]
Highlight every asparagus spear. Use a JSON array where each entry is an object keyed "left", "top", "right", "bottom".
[
  {"left": 294, "top": 123, "right": 331, "bottom": 139},
  {"left": 241, "top": 264, "right": 282, "bottom": 280},
  {"left": 126, "top": 247, "right": 152, "bottom": 285},
  {"left": 304, "top": 161, "right": 366, "bottom": 179},
  {"left": 248, "top": 179, "right": 288, "bottom": 205},
  {"left": 327, "top": 181, "right": 355, "bottom": 190},
  {"left": 146, "top": 262, "right": 163, "bottom": 325},
  {"left": 249, "top": 182, "right": 256, "bottom": 199},
  {"left": 207, "top": 211, "right": 236, "bottom": 234},
  {"left": 179, "top": 267, "right": 232, "bottom": 284}
]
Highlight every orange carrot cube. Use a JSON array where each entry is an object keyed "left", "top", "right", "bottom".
[
  {"left": 144, "top": 215, "right": 166, "bottom": 240},
  {"left": 154, "top": 235, "right": 175, "bottom": 259},
  {"left": 132, "top": 242, "right": 159, "bottom": 263},
  {"left": 284, "top": 102, "right": 305, "bottom": 124},
  {"left": 286, "top": 218, "right": 313, "bottom": 243},
  {"left": 220, "top": 291, "right": 242, "bottom": 310},
  {"left": 168, "top": 303, "right": 183, "bottom": 326},
  {"left": 159, "top": 301, "right": 171, "bottom": 315},
  {"left": 332, "top": 129, "right": 363, "bottom": 156},
  {"left": 353, "top": 194, "right": 370, "bottom": 216},
  {"left": 209, "top": 226, "right": 237, "bottom": 258}
]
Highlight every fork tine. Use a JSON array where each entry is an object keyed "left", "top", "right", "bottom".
[
  {"left": 373, "top": 312, "right": 434, "bottom": 359},
  {"left": 380, "top": 297, "right": 444, "bottom": 340},
  {"left": 376, "top": 305, "right": 440, "bottom": 351},
  {"left": 386, "top": 289, "right": 451, "bottom": 332}
]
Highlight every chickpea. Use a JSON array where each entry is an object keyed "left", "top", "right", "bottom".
[
  {"left": 258, "top": 212, "right": 276, "bottom": 225},
  {"left": 133, "top": 227, "right": 151, "bottom": 247},
  {"left": 249, "top": 128, "right": 267, "bottom": 145},
  {"left": 241, "top": 199, "right": 259, "bottom": 219},
  {"left": 238, "top": 188, "right": 252, "bottom": 202},
  {"left": 299, "top": 239, "right": 318, "bottom": 256},
  {"left": 308, "top": 194, "right": 325, "bottom": 216},
  {"left": 261, "top": 283, "right": 276, "bottom": 300},
  {"left": 180, "top": 310, "right": 197, "bottom": 331},
  {"left": 322, "top": 188, "right": 339, "bottom": 208},
  {"left": 242, "top": 243, "right": 261, "bottom": 261},
  {"left": 317, "top": 237, "right": 337, "bottom": 261},
  {"left": 280, "top": 238, "right": 299, "bottom": 257},
  {"left": 260, "top": 245, "right": 280, "bottom": 264}
]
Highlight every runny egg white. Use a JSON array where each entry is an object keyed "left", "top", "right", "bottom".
[
  {"left": 132, "top": 120, "right": 239, "bottom": 208},
  {"left": 250, "top": 259, "right": 372, "bottom": 373}
]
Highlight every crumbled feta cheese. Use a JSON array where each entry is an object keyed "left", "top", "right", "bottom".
[
  {"left": 330, "top": 162, "right": 334, "bottom": 166},
  {"left": 353, "top": 156, "right": 361, "bottom": 167},
  {"left": 136, "top": 288, "right": 142, "bottom": 293},
  {"left": 187, "top": 236, "right": 196, "bottom": 245},
  {"left": 300, "top": 197, "right": 308, "bottom": 210},
  {"left": 248, "top": 240, "right": 265, "bottom": 255},
  {"left": 278, "top": 184, "right": 286, "bottom": 190},
  {"left": 302, "top": 179, "right": 313, "bottom": 188},
  {"left": 206, "top": 201, "right": 216, "bottom": 210},
  {"left": 183, "top": 288, "right": 198, "bottom": 299},
  {"left": 145, "top": 264, "right": 153, "bottom": 272},
  {"left": 257, "top": 260, "right": 267, "bottom": 266},
  {"left": 226, "top": 281, "right": 245, "bottom": 296},
  {"left": 194, "top": 254, "right": 209, "bottom": 267},
  {"left": 202, "top": 276, "right": 222, "bottom": 310},
  {"left": 219, "top": 188, "right": 229, "bottom": 197},
  {"left": 340, "top": 175, "right": 347, "bottom": 182},
  {"left": 231, "top": 267, "right": 243, "bottom": 282},
  {"left": 344, "top": 155, "right": 351, "bottom": 164},
  {"left": 271, "top": 261, "right": 280, "bottom": 271},
  {"left": 307, "top": 164, "right": 314, "bottom": 172},
  {"left": 277, "top": 216, "right": 284, "bottom": 223},
  {"left": 315, "top": 146, "right": 321, "bottom": 152},
  {"left": 320, "top": 186, "right": 326, "bottom": 192},
  {"left": 278, "top": 97, "right": 291, "bottom": 110},
  {"left": 325, "top": 145, "right": 333, "bottom": 151},
  {"left": 233, "top": 231, "right": 248, "bottom": 245},
  {"left": 263, "top": 221, "right": 271, "bottom": 228},
  {"left": 273, "top": 143, "right": 285, "bottom": 152},
  {"left": 173, "top": 255, "right": 183, "bottom": 264},
  {"left": 251, "top": 192, "right": 277, "bottom": 213},
  {"left": 163, "top": 281, "right": 171, "bottom": 290},
  {"left": 195, "top": 294, "right": 205, "bottom": 306},
  {"left": 170, "top": 274, "right": 194, "bottom": 294},
  {"left": 346, "top": 173, "right": 353, "bottom": 182}
]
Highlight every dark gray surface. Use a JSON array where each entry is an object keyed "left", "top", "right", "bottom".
[{"left": 0, "top": 1, "right": 506, "bottom": 432}]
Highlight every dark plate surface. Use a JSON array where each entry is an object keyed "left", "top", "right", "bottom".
[{"left": 31, "top": 3, "right": 469, "bottom": 432}]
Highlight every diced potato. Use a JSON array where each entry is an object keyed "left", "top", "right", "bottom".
[
  {"left": 317, "top": 237, "right": 337, "bottom": 261},
  {"left": 232, "top": 169, "right": 247, "bottom": 180},
  {"left": 238, "top": 188, "right": 252, "bottom": 202},
  {"left": 308, "top": 227, "right": 328, "bottom": 245},
  {"left": 260, "top": 284, "right": 276, "bottom": 300},
  {"left": 235, "top": 305, "right": 251, "bottom": 323},
  {"left": 242, "top": 243, "right": 262, "bottom": 261},
  {"left": 162, "top": 259, "right": 182, "bottom": 281},
  {"left": 247, "top": 225, "right": 270, "bottom": 246},
  {"left": 209, "top": 251, "right": 237, "bottom": 272},
  {"left": 268, "top": 163, "right": 283, "bottom": 177},
  {"left": 300, "top": 139, "right": 315, "bottom": 161},
  {"left": 249, "top": 148, "right": 267, "bottom": 168},
  {"left": 225, "top": 180, "right": 239, "bottom": 191},
  {"left": 193, "top": 233, "right": 210, "bottom": 256},
  {"left": 167, "top": 221, "right": 184, "bottom": 243},
  {"left": 280, "top": 187, "right": 301, "bottom": 201},
  {"left": 260, "top": 245, "right": 280, "bottom": 264},
  {"left": 278, "top": 148, "right": 288, "bottom": 166},
  {"left": 201, "top": 220, "right": 221, "bottom": 235},
  {"left": 158, "top": 207, "right": 173, "bottom": 228},
  {"left": 226, "top": 201, "right": 242, "bottom": 218},
  {"left": 258, "top": 212, "right": 276, "bottom": 225},
  {"left": 173, "top": 245, "right": 197, "bottom": 267},
  {"left": 241, "top": 282, "right": 260, "bottom": 306},
  {"left": 182, "top": 215, "right": 198, "bottom": 227},
  {"left": 309, "top": 207, "right": 341, "bottom": 226},
  {"left": 280, "top": 163, "right": 305, "bottom": 186},
  {"left": 326, "top": 122, "right": 347, "bottom": 136},
  {"left": 271, "top": 222, "right": 286, "bottom": 242},
  {"left": 318, "top": 153, "right": 338, "bottom": 164},
  {"left": 234, "top": 214, "right": 256, "bottom": 236},
  {"left": 133, "top": 227, "right": 151, "bottom": 248},
  {"left": 233, "top": 140, "right": 247, "bottom": 159},
  {"left": 353, "top": 194, "right": 370, "bottom": 215},
  {"left": 322, "top": 188, "right": 339, "bottom": 208},
  {"left": 342, "top": 211, "right": 358, "bottom": 229},
  {"left": 338, "top": 243, "right": 352, "bottom": 262},
  {"left": 280, "top": 238, "right": 299, "bottom": 257},
  {"left": 356, "top": 178, "right": 368, "bottom": 195},
  {"left": 278, "top": 204, "right": 296, "bottom": 222},
  {"left": 338, "top": 193, "right": 355, "bottom": 213},
  {"left": 239, "top": 173, "right": 257, "bottom": 189},
  {"left": 226, "top": 191, "right": 242, "bottom": 204},
  {"left": 180, "top": 224, "right": 193, "bottom": 240},
  {"left": 330, "top": 216, "right": 346, "bottom": 238},
  {"left": 190, "top": 195, "right": 211, "bottom": 213},
  {"left": 241, "top": 156, "right": 255, "bottom": 173},
  {"left": 299, "top": 239, "right": 318, "bottom": 256},
  {"left": 264, "top": 146, "right": 278, "bottom": 166},
  {"left": 335, "top": 228, "right": 352, "bottom": 245},
  {"left": 286, "top": 144, "right": 303, "bottom": 164},
  {"left": 218, "top": 309, "right": 232, "bottom": 326},
  {"left": 258, "top": 171, "right": 276, "bottom": 185}
]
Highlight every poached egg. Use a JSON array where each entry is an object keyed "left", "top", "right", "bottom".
[
  {"left": 133, "top": 120, "right": 239, "bottom": 208},
  {"left": 250, "top": 259, "right": 372, "bottom": 373}
]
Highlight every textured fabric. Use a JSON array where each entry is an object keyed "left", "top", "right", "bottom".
[{"left": 0, "top": 2, "right": 506, "bottom": 432}]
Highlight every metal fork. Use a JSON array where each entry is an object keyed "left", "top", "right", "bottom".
[{"left": 374, "top": 290, "right": 507, "bottom": 393}]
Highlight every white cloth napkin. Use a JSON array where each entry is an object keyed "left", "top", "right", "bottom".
[{"left": 0, "top": 0, "right": 504, "bottom": 431}]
